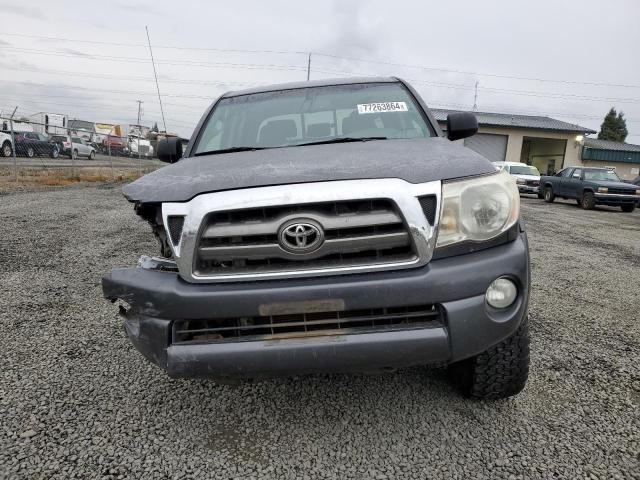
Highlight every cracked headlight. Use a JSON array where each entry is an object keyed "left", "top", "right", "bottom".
[{"left": 436, "top": 171, "right": 519, "bottom": 247}]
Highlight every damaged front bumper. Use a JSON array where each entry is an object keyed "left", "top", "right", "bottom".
[{"left": 103, "top": 232, "right": 530, "bottom": 379}]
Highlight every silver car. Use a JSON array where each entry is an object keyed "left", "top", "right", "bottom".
[{"left": 67, "top": 136, "right": 96, "bottom": 159}]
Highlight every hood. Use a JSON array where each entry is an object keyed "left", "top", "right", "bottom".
[
  {"left": 123, "top": 137, "right": 496, "bottom": 204},
  {"left": 596, "top": 180, "right": 638, "bottom": 190}
]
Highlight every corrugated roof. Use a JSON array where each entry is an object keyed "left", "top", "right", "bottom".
[
  {"left": 583, "top": 138, "right": 640, "bottom": 152},
  {"left": 432, "top": 108, "right": 596, "bottom": 134}
]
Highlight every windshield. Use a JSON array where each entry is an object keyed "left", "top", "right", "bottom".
[
  {"left": 584, "top": 169, "right": 620, "bottom": 181},
  {"left": 193, "top": 82, "right": 434, "bottom": 155},
  {"left": 510, "top": 165, "right": 540, "bottom": 176}
]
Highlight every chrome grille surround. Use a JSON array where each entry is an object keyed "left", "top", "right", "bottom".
[{"left": 162, "top": 179, "right": 441, "bottom": 283}]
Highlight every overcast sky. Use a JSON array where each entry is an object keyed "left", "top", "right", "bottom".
[{"left": 0, "top": 0, "right": 638, "bottom": 140}]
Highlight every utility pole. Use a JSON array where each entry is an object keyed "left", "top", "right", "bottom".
[
  {"left": 145, "top": 26, "right": 167, "bottom": 133},
  {"left": 136, "top": 100, "right": 143, "bottom": 125},
  {"left": 473, "top": 81, "right": 479, "bottom": 111},
  {"left": 9, "top": 106, "right": 18, "bottom": 182},
  {"left": 306, "top": 52, "right": 311, "bottom": 81},
  {"left": 136, "top": 100, "right": 143, "bottom": 165}
]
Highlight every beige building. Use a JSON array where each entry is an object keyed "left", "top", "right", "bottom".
[{"left": 433, "top": 109, "right": 596, "bottom": 175}]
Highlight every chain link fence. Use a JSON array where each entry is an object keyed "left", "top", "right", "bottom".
[{"left": 0, "top": 114, "right": 170, "bottom": 186}]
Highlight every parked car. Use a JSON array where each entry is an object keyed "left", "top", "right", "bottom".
[
  {"left": 0, "top": 131, "right": 14, "bottom": 157},
  {"left": 541, "top": 166, "right": 639, "bottom": 212},
  {"left": 101, "top": 135, "right": 128, "bottom": 156},
  {"left": 493, "top": 161, "right": 541, "bottom": 196},
  {"left": 14, "top": 132, "right": 60, "bottom": 158},
  {"left": 103, "top": 77, "right": 531, "bottom": 400},
  {"left": 52, "top": 135, "right": 96, "bottom": 159}
]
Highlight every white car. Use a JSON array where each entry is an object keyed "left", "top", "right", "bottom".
[
  {"left": 0, "top": 131, "right": 14, "bottom": 157},
  {"left": 493, "top": 161, "right": 541, "bottom": 196}
]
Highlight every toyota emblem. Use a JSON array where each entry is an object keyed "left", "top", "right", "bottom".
[{"left": 278, "top": 220, "right": 324, "bottom": 254}]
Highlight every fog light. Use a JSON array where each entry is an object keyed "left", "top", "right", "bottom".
[{"left": 486, "top": 278, "right": 517, "bottom": 309}]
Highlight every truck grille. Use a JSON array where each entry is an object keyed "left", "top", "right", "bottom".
[
  {"left": 172, "top": 304, "right": 442, "bottom": 344},
  {"left": 606, "top": 187, "right": 636, "bottom": 195},
  {"left": 526, "top": 180, "right": 540, "bottom": 186},
  {"left": 193, "top": 199, "right": 416, "bottom": 276}
]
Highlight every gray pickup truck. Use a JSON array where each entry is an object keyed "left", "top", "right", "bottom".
[
  {"left": 541, "top": 166, "right": 639, "bottom": 212},
  {"left": 103, "top": 77, "right": 530, "bottom": 399}
]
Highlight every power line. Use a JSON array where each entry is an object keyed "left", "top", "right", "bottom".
[
  {"left": 0, "top": 32, "right": 304, "bottom": 55},
  {"left": 2, "top": 32, "right": 638, "bottom": 89},
  {"left": 0, "top": 46, "right": 308, "bottom": 72},
  {"left": 0, "top": 65, "right": 257, "bottom": 87}
]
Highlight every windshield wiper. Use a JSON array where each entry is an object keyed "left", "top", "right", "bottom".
[
  {"left": 296, "top": 136, "right": 388, "bottom": 147},
  {"left": 194, "top": 146, "right": 265, "bottom": 156}
]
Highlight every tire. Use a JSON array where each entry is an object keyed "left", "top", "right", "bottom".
[
  {"left": 89, "top": 150, "right": 95, "bottom": 160},
  {"left": 581, "top": 191, "right": 595, "bottom": 210},
  {"left": 448, "top": 317, "right": 530, "bottom": 399},
  {"left": 543, "top": 186, "right": 555, "bottom": 203},
  {"left": 72, "top": 149, "right": 78, "bottom": 160},
  {"left": 26, "top": 147, "right": 35, "bottom": 158},
  {"left": 621, "top": 204, "right": 636, "bottom": 213},
  {"left": 1, "top": 141, "right": 11, "bottom": 157},
  {"left": 50, "top": 146, "right": 59, "bottom": 159},
  {"left": 537, "top": 191, "right": 544, "bottom": 199}
]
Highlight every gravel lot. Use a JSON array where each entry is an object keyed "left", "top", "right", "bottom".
[{"left": 1, "top": 186, "right": 638, "bottom": 479}]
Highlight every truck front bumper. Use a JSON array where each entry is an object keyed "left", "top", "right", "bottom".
[
  {"left": 517, "top": 185, "right": 539, "bottom": 194},
  {"left": 102, "top": 231, "right": 530, "bottom": 379},
  {"left": 594, "top": 193, "right": 639, "bottom": 206}
]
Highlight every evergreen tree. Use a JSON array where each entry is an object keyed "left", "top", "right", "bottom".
[{"left": 598, "top": 108, "right": 628, "bottom": 142}]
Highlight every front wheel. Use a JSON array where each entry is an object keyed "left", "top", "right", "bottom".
[
  {"left": 89, "top": 150, "right": 95, "bottom": 160},
  {"left": 72, "top": 149, "right": 78, "bottom": 160},
  {"left": 537, "top": 191, "right": 544, "bottom": 199},
  {"left": 543, "top": 186, "right": 555, "bottom": 203},
  {"left": 1, "top": 141, "right": 11, "bottom": 157},
  {"left": 448, "top": 318, "right": 530, "bottom": 399},
  {"left": 50, "top": 146, "right": 59, "bottom": 159},
  {"left": 621, "top": 204, "right": 636, "bottom": 213},
  {"left": 26, "top": 147, "right": 35, "bottom": 158},
  {"left": 581, "top": 192, "right": 595, "bottom": 210}
]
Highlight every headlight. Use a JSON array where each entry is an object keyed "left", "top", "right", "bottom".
[
  {"left": 635, "top": 190, "right": 640, "bottom": 197},
  {"left": 597, "top": 187, "right": 608, "bottom": 193},
  {"left": 436, "top": 171, "right": 519, "bottom": 247},
  {"left": 516, "top": 178, "right": 526, "bottom": 185}
]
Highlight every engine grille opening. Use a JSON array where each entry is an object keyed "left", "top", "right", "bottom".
[
  {"left": 172, "top": 304, "right": 443, "bottom": 344},
  {"left": 167, "top": 216, "right": 185, "bottom": 246},
  {"left": 417, "top": 195, "right": 437, "bottom": 225},
  {"left": 193, "top": 199, "right": 417, "bottom": 277}
]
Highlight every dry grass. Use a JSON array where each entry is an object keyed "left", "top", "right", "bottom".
[{"left": 0, "top": 166, "right": 153, "bottom": 193}]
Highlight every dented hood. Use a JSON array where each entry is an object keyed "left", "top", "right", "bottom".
[{"left": 123, "top": 137, "right": 495, "bottom": 204}]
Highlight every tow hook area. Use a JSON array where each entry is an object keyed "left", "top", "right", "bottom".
[{"left": 137, "top": 255, "right": 178, "bottom": 271}]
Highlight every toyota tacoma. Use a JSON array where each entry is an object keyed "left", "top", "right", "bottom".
[{"left": 103, "top": 77, "right": 530, "bottom": 399}]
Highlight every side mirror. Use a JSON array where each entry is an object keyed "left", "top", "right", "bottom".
[
  {"left": 157, "top": 137, "right": 183, "bottom": 163},
  {"left": 446, "top": 112, "right": 478, "bottom": 141},
  {"left": 572, "top": 173, "right": 580, "bottom": 178}
]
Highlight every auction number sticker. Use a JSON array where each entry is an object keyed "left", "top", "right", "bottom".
[{"left": 357, "top": 101, "right": 408, "bottom": 114}]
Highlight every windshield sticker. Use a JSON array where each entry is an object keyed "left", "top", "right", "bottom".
[{"left": 357, "top": 102, "right": 408, "bottom": 114}]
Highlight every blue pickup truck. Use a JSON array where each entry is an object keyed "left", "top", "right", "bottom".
[{"left": 541, "top": 167, "right": 639, "bottom": 212}]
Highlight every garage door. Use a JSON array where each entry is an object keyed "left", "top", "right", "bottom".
[{"left": 464, "top": 133, "right": 508, "bottom": 162}]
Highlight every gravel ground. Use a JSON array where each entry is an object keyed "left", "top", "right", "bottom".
[{"left": 1, "top": 186, "right": 638, "bottom": 479}]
